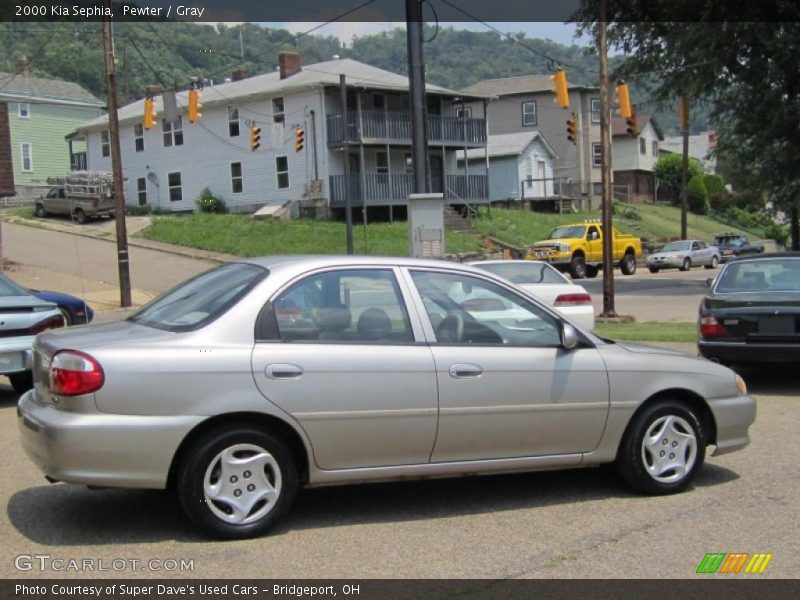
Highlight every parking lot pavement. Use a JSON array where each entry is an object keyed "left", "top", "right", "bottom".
[{"left": 1, "top": 352, "right": 797, "bottom": 579}]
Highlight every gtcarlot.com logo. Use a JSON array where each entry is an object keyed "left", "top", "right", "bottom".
[{"left": 697, "top": 552, "right": 772, "bottom": 574}]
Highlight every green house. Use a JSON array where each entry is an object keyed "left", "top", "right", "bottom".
[{"left": 0, "top": 60, "right": 104, "bottom": 195}]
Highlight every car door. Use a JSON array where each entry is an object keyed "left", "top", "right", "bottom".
[
  {"left": 585, "top": 225, "right": 602, "bottom": 262},
  {"left": 251, "top": 267, "right": 438, "bottom": 471},
  {"left": 405, "top": 268, "right": 609, "bottom": 462}
]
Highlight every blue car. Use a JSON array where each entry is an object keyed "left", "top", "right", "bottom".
[{"left": 29, "top": 290, "right": 94, "bottom": 325}]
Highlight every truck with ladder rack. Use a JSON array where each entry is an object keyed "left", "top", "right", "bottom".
[{"left": 35, "top": 172, "right": 117, "bottom": 224}]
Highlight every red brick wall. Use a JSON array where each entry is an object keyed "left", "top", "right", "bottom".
[{"left": 0, "top": 102, "right": 15, "bottom": 196}]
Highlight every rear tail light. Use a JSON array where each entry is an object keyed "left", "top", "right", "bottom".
[
  {"left": 29, "top": 314, "right": 65, "bottom": 335},
  {"left": 699, "top": 316, "right": 730, "bottom": 338},
  {"left": 50, "top": 350, "right": 105, "bottom": 396},
  {"left": 554, "top": 293, "right": 592, "bottom": 306}
]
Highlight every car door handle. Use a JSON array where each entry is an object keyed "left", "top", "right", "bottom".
[
  {"left": 265, "top": 364, "right": 304, "bottom": 380},
  {"left": 449, "top": 364, "right": 483, "bottom": 378}
]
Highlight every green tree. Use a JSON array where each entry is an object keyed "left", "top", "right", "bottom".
[
  {"left": 653, "top": 154, "right": 702, "bottom": 204},
  {"left": 687, "top": 175, "right": 709, "bottom": 215}
]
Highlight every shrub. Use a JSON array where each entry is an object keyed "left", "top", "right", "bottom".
[
  {"left": 764, "top": 222, "right": 790, "bottom": 247},
  {"left": 703, "top": 174, "right": 726, "bottom": 196},
  {"left": 654, "top": 154, "right": 703, "bottom": 204},
  {"left": 687, "top": 175, "right": 709, "bottom": 215},
  {"left": 708, "top": 192, "right": 733, "bottom": 212},
  {"left": 196, "top": 188, "right": 227, "bottom": 214}
]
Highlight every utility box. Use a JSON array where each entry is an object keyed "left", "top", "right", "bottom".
[{"left": 408, "top": 193, "right": 445, "bottom": 258}]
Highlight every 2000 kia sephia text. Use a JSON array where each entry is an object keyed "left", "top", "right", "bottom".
[{"left": 18, "top": 256, "right": 756, "bottom": 539}]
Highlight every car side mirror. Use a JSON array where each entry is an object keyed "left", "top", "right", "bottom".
[
  {"left": 706, "top": 277, "right": 715, "bottom": 288},
  {"left": 561, "top": 323, "right": 579, "bottom": 350}
]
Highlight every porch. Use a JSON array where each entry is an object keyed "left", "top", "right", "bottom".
[
  {"left": 329, "top": 173, "right": 488, "bottom": 208},
  {"left": 327, "top": 111, "right": 486, "bottom": 148}
]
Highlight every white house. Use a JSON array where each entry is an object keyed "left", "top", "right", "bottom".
[
  {"left": 71, "top": 54, "right": 490, "bottom": 219},
  {"left": 611, "top": 113, "right": 664, "bottom": 202},
  {"left": 459, "top": 131, "right": 557, "bottom": 203},
  {"left": 660, "top": 130, "right": 717, "bottom": 174}
]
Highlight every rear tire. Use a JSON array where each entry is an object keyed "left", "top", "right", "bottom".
[
  {"left": 620, "top": 252, "right": 637, "bottom": 275},
  {"left": 8, "top": 372, "right": 33, "bottom": 394},
  {"left": 569, "top": 255, "right": 586, "bottom": 279},
  {"left": 74, "top": 209, "right": 87, "bottom": 225},
  {"left": 704, "top": 256, "right": 719, "bottom": 270},
  {"left": 680, "top": 257, "right": 691, "bottom": 271},
  {"left": 585, "top": 265, "right": 599, "bottom": 278}
]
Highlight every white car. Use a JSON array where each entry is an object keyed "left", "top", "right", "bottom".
[{"left": 470, "top": 260, "right": 595, "bottom": 330}]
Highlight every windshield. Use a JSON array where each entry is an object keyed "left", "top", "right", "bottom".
[
  {"left": 475, "top": 262, "right": 568, "bottom": 285},
  {"left": 661, "top": 241, "right": 691, "bottom": 252},
  {"left": 129, "top": 263, "right": 267, "bottom": 331},
  {"left": 548, "top": 226, "right": 586, "bottom": 239},
  {"left": 0, "top": 274, "right": 34, "bottom": 297},
  {"left": 715, "top": 258, "right": 800, "bottom": 293}
]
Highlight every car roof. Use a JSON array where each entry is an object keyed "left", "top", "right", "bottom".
[
  {"left": 468, "top": 260, "right": 548, "bottom": 266},
  {"left": 239, "top": 255, "right": 491, "bottom": 278}
]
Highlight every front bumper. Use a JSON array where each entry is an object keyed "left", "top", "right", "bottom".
[
  {"left": 706, "top": 393, "right": 756, "bottom": 456},
  {"left": 0, "top": 336, "right": 34, "bottom": 375},
  {"left": 699, "top": 339, "right": 800, "bottom": 363},
  {"left": 17, "top": 389, "right": 204, "bottom": 489},
  {"left": 647, "top": 258, "right": 683, "bottom": 269}
]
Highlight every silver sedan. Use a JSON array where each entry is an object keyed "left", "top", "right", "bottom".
[
  {"left": 647, "top": 240, "right": 721, "bottom": 272},
  {"left": 18, "top": 256, "right": 755, "bottom": 539}
]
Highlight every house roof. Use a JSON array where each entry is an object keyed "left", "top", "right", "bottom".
[
  {"left": 462, "top": 74, "right": 598, "bottom": 97},
  {"left": 0, "top": 72, "right": 103, "bottom": 107},
  {"left": 461, "top": 131, "right": 557, "bottom": 160},
  {"left": 661, "top": 131, "right": 717, "bottom": 159},
  {"left": 76, "top": 58, "right": 490, "bottom": 132},
  {"left": 611, "top": 113, "right": 664, "bottom": 140}
]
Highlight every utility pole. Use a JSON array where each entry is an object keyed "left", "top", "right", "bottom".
[
  {"left": 339, "top": 74, "right": 354, "bottom": 254},
  {"left": 598, "top": 1, "right": 616, "bottom": 317},
  {"left": 102, "top": 0, "right": 132, "bottom": 307},
  {"left": 406, "top": 0, "right": 429, "bottom": 194},
  {"left": 680, "top": 94, "right": 690, "bottom": 240}
]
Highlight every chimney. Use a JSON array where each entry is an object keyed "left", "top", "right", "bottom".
[
  {"left": 231, "top": 68, "right": 246, "bottom": 82},
  {"left": 279, "top": 52, "right": 302, "bottom": 80},
  {"left": 16, "top": 55, "right": 30, "bottom": 76}
]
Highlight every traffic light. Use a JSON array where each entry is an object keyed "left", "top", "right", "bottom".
[
  {"left": 188, "top": 87, "right": 202, "bottom": 123},
  {"left": 551, "top": 68, "right": 570, "bottom": 109},
  {"left": 616, "top": 81, "right": 632, "bottom": 119},
  {"left": 294, "top": 127, "right": 305, "bottom": 152},
  {"left": 626, "top": 106, "right": 638, "bottom": 137},
  {"left": 143, "top": 96, "right": 157, "bottom": 130},
  {"left": 250, "top": 123, "right": 261, "bottom": 151},
  {"left": 566, "top": 112, "right": 578, "bottom": 144}
]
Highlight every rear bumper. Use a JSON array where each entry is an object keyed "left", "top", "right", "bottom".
[
  {"left": 0, "top": 336, "right": 34, "bottom": 375},
  {"left": 706, "top": 393, "right": 756, "bottom": 456},
  {"left": 556, "top": 306, "right": 595, "bottom": 331},
  {"left": 699, "top": 340, "right": 800, "bottom": 363},
  {"left": 17, "top": 389, "right": 203, "bottom": 489}
]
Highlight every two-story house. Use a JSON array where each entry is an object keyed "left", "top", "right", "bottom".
[
  {"left": 0, "top": 56, "right": 104, "bottom": 196},
  {"left": 72, "top": 54, "right": 489, "bottom": 219},
  {"left": 611, "top": 113, "right": 664, "bottom": 202},
  {"left": 461, "top": 74, "right": 602, "bottom": 210}
]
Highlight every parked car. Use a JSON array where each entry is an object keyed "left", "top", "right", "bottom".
[
  {"left": 470, "top": 260, "right": 595, "bottom": 330},
  {"left": 19, "top": 257, "right": 755, "bottom": 539},
  {"left": 647, "top": 240, "right": 720, "bottom": 273},
  {"left": 698, "top": 253, "right": 800, "bottom": 366},
  {"left": 28, "top": 289, "right": 93, "bottom": 325},
  {"left": 713, "top": 233, "right": 764, "bottom": 263},
  {"left": 0, "top": 274, "right": 64, "bottom": 392}
]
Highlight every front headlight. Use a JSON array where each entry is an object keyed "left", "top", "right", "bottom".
[
  {"left": 558, "top": 243, "right": 570, "bottom": 252},
  {"left": 736, "top": 374, "right": 747, "bottom": 395}
]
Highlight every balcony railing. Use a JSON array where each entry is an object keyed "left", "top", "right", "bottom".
[
  {"left": 70, "top": 152, "right": 87, "bottom": 171},
  {"left": 327, "top": 111, "right": 486, "bottom": 147},
  {"left": 329, "top": 173, "right": 488, "bottom": 207}
]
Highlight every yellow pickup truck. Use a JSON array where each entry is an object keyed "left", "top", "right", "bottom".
[{"left": 527, "top": 220, "right": 642, "bottom": 279}]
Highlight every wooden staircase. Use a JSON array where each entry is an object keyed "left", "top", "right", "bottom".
[{"left": 444, "top": 205, "right": 477, "bottom": 234}]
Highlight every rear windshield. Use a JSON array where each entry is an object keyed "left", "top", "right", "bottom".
[
  {"left": 129, "top": 263, "right": 267, "bottom": 331},
  {"left": 476, "top": 262, "right": 568, "bottom": 285},
  {"left": 715, "top": 258, "right": 800, "bottom": 293}
]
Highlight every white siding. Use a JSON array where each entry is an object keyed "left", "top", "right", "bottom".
[{"left": 612, "top": 121, "right": 660, "bottom": 172}]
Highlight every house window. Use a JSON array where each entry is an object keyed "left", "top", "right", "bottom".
[
  {"left": 456, "top": 106, "right": 472, "bottom": 119},
  {"left": 652, "top": 140, "right": 659, "bottom": 156},
  {"left": 136, "top": 177, "right": 147, "bottom": 206},
  {"left": 101, "top": 130, "right": 110, "bottom": 157},
  {"left": 639, "top": 137, "right": 646, "bottom": 155},
  {"left": 231, "top": 162, "right": 243, "bottom": 194},
  {"left": 162, "top": 116, "right": 184, "bottom": 147},
  {"left": 134, "top": 123, "right": 144, "bottom": 152},
  {"left": 521, "top": 101, "right": 537, "bottom": 126},
  {"left": 20, "top": 142, "right": 32, "bottom": 171},
  {"left": 591, "top": 98, "right": 601, "bottom": 124},
  {"left": 168, "top": 172, "right": 182, "bottom": 201},
  {"left": 272, "top": 97, "right": 285, "bottom": 125},
  {"left": 376, "top": 152, "right": 388, "bottom": 174},
  {"left": 373, "top": 94, "right": 385, "bottom": 110},
  {"left": 404, "top": 153, "right": 413, "bottom": 174},
  {"left": 592, "top": 143, "right": 602, "bottom": 167},
  {"left": 18, "top": 102, "right": 30, "bottom": 118},
  {"left": 276, "top": 156, "right": 289, "bottom": 189},
  {"left": 228, "top": 105, "right": 240, "bottom": 137}
]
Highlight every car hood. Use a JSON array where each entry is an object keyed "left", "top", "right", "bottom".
[
  {"left": 612, "top": 341, "right": 695, "bottom": 358},
  {"left": 532, "top": 238, "right": 568, "bottom": 247}
]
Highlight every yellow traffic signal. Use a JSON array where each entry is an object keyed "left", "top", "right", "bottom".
[
  {"left": 551, "top": 68, "right": 569, "bottom": 109},
  {"left": 294, "top": 127, "right": 305, "bottom": 152},
  {"left": 626, "top": 107, "right": 638, "bottom": 137},
  {"left": 616, "top": 81, "right": 632, "bottom": 119},
  {"left": 566, "top": 112, "right": 578, "bottom": 144},
  {"left": 188, "top": 88, "right": 202, "bottom": 123},
  {"left": 143, "top": 96, "right": 156, "bottom": 130},
  {"left": 250, "top": 123, "right": 261, "bottom": 151}
]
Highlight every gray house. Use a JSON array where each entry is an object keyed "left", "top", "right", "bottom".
[
  {"left": 462, "top": 74, "right": 602, "bottom": 210},
  {"left": 459, "top": 131, "right": 557, "bottom": 203},
  {"left": 73, "top": 54, "right": 490, "bottom": 219}
]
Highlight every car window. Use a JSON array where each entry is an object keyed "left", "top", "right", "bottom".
[
  {"left": 715, "top": 258, "right": 800, "bottom": 293},
  {"left": 474, "top": 262, "right": 568, "bottom": 285},
  {"left": 129, "top": 263, "right": 267, "bottom": 332},
  {"left": 46, "top": 188, "right": 57, "bottom": 198},
  {"left": 691, "top": 242, "right": 700, "bottom": 251},
  {"left": 0, "top": 274, "right": 33, "bottom": 297},
  {"left": 410, "top": 270, "right": 561, "bottom": 347},
  {"left": 270, "top": 269, "right": 414, "bottom": 343}
]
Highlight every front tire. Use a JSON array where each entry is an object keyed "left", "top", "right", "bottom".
[
  {"left": 648, "top": 266, "right": 659, "bottom": 274},
  {"left": 177, "top": 427, "right": 297, "bottom": 539},
  {"left": 35, "top": 204, "right": 47, "bottom": 218},
  {"left": 8, "top": 372, "right": 33, "bottom": 394},
  {"left": 620, "top": 252, "right": 637, "bottom": 275},
  {"left": 569, "top": 254, "right": 586, "bottom": 279},
  {"left": 616, "top": 400, "right": 705, "bottom": 495},
  {"left": 680, "top": 257, "right": 691, "bottom": 271}
]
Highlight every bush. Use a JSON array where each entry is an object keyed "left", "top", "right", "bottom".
[
  {"left": 196, "top": 188, "right": 227, "bottom": 214},
  {"left": 764, "top": 222, "right": 790, "bottom": 247},
  {"left": 708, "top": 192, "right": 733, "bottom": 212},
  {"left": 654, "top": 154, "right": 703, "bottom": 204},
  {"left": 125, "top": 205, "right": 168, "bottom": 216},
  {"left": 703, "top": 174, "right": 726, "bottom": 196},
  {"left": 687, "top": 175, "right": 709, "bottom": 215}
]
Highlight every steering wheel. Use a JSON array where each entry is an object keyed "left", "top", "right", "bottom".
[{"left": 437, "top": 312, "right": 465, "bottom": 343}]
